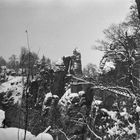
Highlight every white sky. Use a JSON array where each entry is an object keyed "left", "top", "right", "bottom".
[{"left": 0, "top": 0, "right": 132, "bottom": 67}]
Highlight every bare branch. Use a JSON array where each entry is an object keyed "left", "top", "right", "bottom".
[
  {"left": 86, "top": 124, "right": 102, "bottom": 140},
  {"left": 43, "top": 126, "right": 51, "bottom": 133},
  {"left": 58, "top": 129, "right": 76, "bottom": 140},
  {"left": 71, "top": 114, "right": 102, "bottom": 140}
]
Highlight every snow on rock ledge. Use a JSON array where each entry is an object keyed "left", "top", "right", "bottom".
[{"left": 58, "top": 88, "right": 85, "bottom": 111}]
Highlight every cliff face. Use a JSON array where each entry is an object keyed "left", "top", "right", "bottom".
[{"left": 71, "top": 49, "right": 83, "bottom": 77}]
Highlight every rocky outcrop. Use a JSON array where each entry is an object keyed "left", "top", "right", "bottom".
[{"left": 71, "top": 49, "right": 82, "bottom": 77}]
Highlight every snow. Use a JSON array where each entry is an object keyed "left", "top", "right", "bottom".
[
  {"left": 101, "top": 108, "right": 117, "bottom": 121},
  {"left": 123, "top": 122, "right": 136, "bottom": 135},
  {"left": 136, "top": 105, "right": 140, "bottom": 112},
  {"left": 44, "top": 92, "right": 52, "bottom": 101},
  {"left": 0, "top": 110, "right": 5, "bottom": 127},
  {"left": 103, "top": 61, "right": 115, "bottom": 73},
  {"left": 120, "top": 108, "right": 131, "bottom": 120},
  {"left": 59, "top": 88, "right": 80, "bottom": 106},
  {"left": 0, "top": 76, "right": 25, "bottom": 92},
  {"left": 0, "top": 128, "right": 35, "bottom": 140},
  {"left": 107, "top": 123, "right": 121, "bottom": 136},
  {"left": 107, "top": 119, "right": 136, "bottom": 137},
  {"left": 102, "top": 106, "right": 137, "bottom": 138},
  {"left": 55, "top": 58, "right": 64, "bottom": 66},
  {"left": 1, "top": 76, "right": 25, "bottom": 90},
  {"left": 58, "top": 88, "right": 86, "bottom": 120},
  {"left": 35, "top": 133, "right": 53, "bottom": 140},
  {"left": 0, "top": 76, "right": 25, "bottom": 105},
  {"left": 78, "top": 91, "right": 85, "bottom": 97},
  {"left": 0, "top": 128, "right": 54, "bottom": 140},
  {"left": 93, "top": 100, "right": 102, "bottom": 105},
  {"left": 44, "top": 92, "right": 59, "bottom": 103}
]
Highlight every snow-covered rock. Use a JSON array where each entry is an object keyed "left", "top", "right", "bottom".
[
  {"left": 0, "top": 128, "right": 35, "bottom": 140},
  {"left": 35, "top": 133, "right": 53, "bottom": 140},
  {"left": 44, "top": 92, "right": 52, "bottom": 102},
  {"left": 42, "top": 92, "right": 59, "bottom": 112},
  {"left": 0, "top": 127, "right": 54, "bottom": 140}
]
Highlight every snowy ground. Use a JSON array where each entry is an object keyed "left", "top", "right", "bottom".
[{"left": 0, "top": 76, "right": 25, "bottom": 105}]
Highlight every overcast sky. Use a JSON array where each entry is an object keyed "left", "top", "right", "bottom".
[{"left": 0, "top": 0, "right": 132, "bottom": 67}]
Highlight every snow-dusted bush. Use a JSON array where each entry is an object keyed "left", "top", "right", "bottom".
[
  {"left": 58, "top": 88, "right": 87, "bottom": 140},
  {"left": 103, "top": 61, "right": 116, "bottom": 73},
  {"left": 90, "top": 91, "right": 140, "bottom": 140}
]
